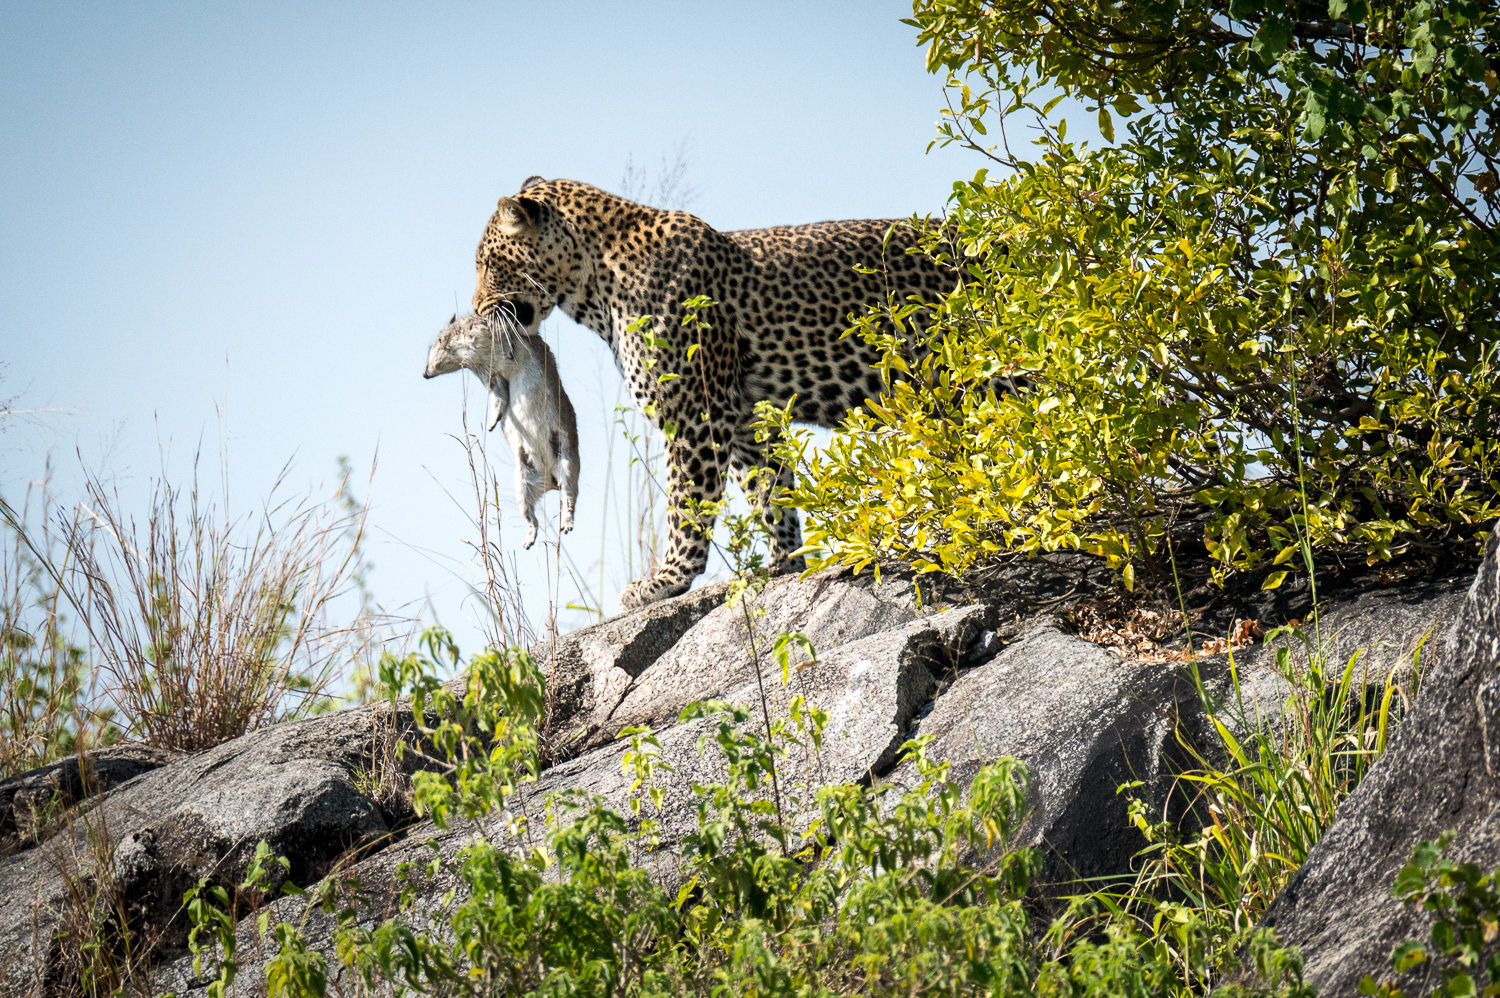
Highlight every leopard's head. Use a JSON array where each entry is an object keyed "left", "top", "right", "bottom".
[{"left": 472, "top": 177, "right": 583, "bottom": 334}]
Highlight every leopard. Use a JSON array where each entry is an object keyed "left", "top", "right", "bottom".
[{"left": 470, "top": 175, "right": 961, "bottom": 609}]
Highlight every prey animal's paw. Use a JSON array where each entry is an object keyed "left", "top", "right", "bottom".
[
  {"left": 522, "top": 523, "right": 539, "bottom": 549},
  {"left": 560, "top": 510, "right": 574, "bottom": 533}
]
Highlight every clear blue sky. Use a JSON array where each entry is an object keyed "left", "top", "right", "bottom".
[{"left": 1, "top": 2, "right": 990, "bottom": 662}]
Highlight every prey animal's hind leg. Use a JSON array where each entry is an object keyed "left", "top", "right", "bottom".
[
  {"left": 514, "top": 447, "right": 544, "bottom": 550},
  {"left": 551, "top": 428, "right": 578, "bottom": 535},
  {"left": 486, "top": 376, "right": 511, "bottom": 431}
]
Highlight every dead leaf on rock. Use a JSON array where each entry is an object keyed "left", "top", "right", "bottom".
[{"left": 1064, "top": 600, "right": 1264, "bottom": 663}]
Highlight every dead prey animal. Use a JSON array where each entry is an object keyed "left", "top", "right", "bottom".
[{"left": 423, "top": 312, "right": 579, "bottom": 548}]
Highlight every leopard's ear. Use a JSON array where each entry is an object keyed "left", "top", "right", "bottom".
[
  {"left": 495, "top": 196, "right": 544, "bottom": 236},
  {"left": 520, "top": 175, "right": 545, "bottom": 190}
]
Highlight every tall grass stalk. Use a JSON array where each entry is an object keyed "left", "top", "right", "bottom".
[
  {"left": 617, "top": 400, "right": 667, "bottom": 598},
  {"left": 331, "top": 455, "right": 410, "bottom": 707},
  {"left": 454, "top": 404, "right": 535, "bottom": 652}
]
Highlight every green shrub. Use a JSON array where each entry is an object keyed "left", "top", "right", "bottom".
[
  {"left": 300, "top": 633, "right": 1318, "bottom": 997},
  {"left": 1363, "top": 830, "right": 1500, "bottom": 997},
  {"left": 774, "top": 0, "right": 1500, "bottom": 590}
]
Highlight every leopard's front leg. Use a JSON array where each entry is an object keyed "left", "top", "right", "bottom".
[{"left": 617, "top": 420, "right": 725, "bottom": 609}]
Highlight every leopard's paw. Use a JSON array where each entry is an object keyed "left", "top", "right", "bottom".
[
  {"left": 618, "top": 574, "right": 690, "bottom": 611},
  {"left": 618, "top": 578, "right": 654, "bottom": 611}
]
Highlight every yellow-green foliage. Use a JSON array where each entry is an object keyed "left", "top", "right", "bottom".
[{"left": 775, "top": 0, "right": 1500, "bottom": 588}]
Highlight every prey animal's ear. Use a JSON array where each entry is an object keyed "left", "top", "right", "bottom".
[
  {"left": 495, "top": 196, "right": 545, "bottom": 236},
  {"left": 448, "top": 313, "right": 456, "bottom": 326}
]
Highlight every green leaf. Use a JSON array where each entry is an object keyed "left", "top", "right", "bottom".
[
  {"left": 772, "top": 631, "right": 818, "bottom": 682},
  {"left": 1304, "top": 101, "right": 1328, "bottom": 141},
  {"left": 1262, "top": 570, "right": 1289, "bottom": 590},
  {"left": 1408, "top": 20, "right": 1443, "bottom": 75},
  {"left": 1329, "top": 0, "right": 1369, "bottom": 21},
  {"left": 1098, "top": 107, "right": 1115, "bottom": 143},
  {"left": 1252, "top": 16, "right": 1294, "bottom": 60},
  {"left": 1447, "top": 971, "right": 1477, "bottom": 997},
  {"left": 1228, "top": 0, "right": 1263, "bottom": 21},
  {"left": 1392, "top": 940, "right": 1428, "bottom": 972}
]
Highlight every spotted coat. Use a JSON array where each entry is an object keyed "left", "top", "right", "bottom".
[{"left": 472, "top": 177, "right": 957, "bottom": 608}]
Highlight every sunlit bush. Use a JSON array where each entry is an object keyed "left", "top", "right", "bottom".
[{"left": 777, "top": 0, "right": 1500, "bottom": 589}]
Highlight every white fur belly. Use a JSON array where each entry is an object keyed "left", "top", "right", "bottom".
[{"left": 502, "top": 392, "right": 559, "bottom": 479}]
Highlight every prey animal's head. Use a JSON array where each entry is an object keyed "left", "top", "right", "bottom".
[
  {"left": 423, "top": 312, "right": 514, "bottom": 378},
  {"left": 422, "top": 312, "right": 521, "bottom": 430}
]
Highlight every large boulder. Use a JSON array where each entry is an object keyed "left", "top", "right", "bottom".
[
  {"left": 530, "top": 578, "right": 731, "bottom": 760},
  {"left": 885, "top": 619, "right": 1202, "bottom": 899},
  {"left": 0, "top": 707, "right": 398, "bottom": 994},
  {"left": 595, "top": 569, "right": 935, "bottom": 748},
  {"left": 0, "top": 744, "right": 181, "bottom": 857},
  {"left": 886, "top": 577, "right": 1468, "bottom": 905},
  {"left": 526, "top": 567, "right": 936, "bottom": 762},
  {"left": 1259, "top": 527, "right": 1500, "bottom": 995}
]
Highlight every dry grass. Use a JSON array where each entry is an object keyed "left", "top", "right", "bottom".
[
  {"left": 0, "top": 475, "right": 117, "bottom": 779},
  {"left": 43, "top": 808, "right": 162, "bottom": 998},
  {"left": 455, "top": 404, "right": 537, "bottom": 652},
  {"left": 57, "top": 456, "right": 379, "bottom": 753},
  {"left": 614, "top": 400, "right": 667, "bottom": 596}
]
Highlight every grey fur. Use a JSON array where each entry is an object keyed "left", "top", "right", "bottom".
[{"left": 423, "top": 313, "right": 580, "bottom": 549}]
